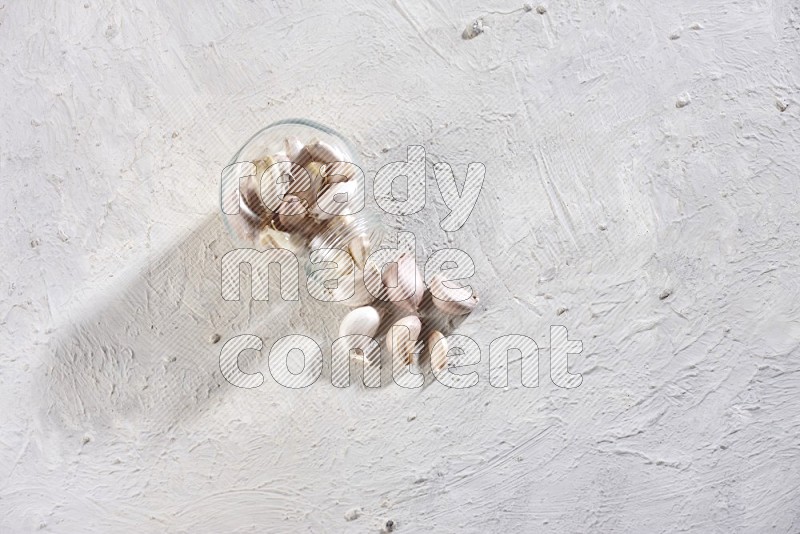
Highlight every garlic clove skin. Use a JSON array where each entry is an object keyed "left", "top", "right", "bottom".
[
  {"left": 338, "top": 305, "right": 381, "bottom": 338},
  {"left": 385, "top": 315, "right": 422, "bottom": 364},
  {"left": 429, "top": 272, "right": 478, "bottom": 316},
  {"left": 383, "top": 254, "right": 425, "bottom": 312},
  {"left": 427, "top": 330, "right": 449, "bottom": 372}
]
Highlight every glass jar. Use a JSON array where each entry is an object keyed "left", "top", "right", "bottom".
[{"left": 220, "top": 119, "right": 384, "bottom": 300}]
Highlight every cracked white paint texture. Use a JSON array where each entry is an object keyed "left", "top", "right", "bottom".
[{"left": 1, "top": 0, "right": 799, "bottom": 532}]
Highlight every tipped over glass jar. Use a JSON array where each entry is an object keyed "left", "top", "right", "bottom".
[{"left": 220, "top": 119, "right": 385, "bottom": 303}]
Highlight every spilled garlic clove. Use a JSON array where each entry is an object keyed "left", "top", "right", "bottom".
[
  {"left": 338, "top": 305, "right": 381, "bottom": 338},
  {"left": 325, "top": 257, "right": 376, "bottom": 307},
  {"left": 385, "top": 315, "right": 421, "bottom": 365},
  {"left": 429, "top": 272, "right": 478, "bottom": 316},
  {"left": 338, "top": 306, "right": 381, "bottom": 365},
  {"left": 427, "top": 330, "right": 449, "bottom": 372},
  {"left": 383, "top": 253, "right": 425, "bottom": 312}
]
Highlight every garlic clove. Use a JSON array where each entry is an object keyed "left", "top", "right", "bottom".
[
  {"left": 338, "top": 306, "right": 381, "bottom": 365},
  {"left": 239, "top": 178, "right": 269, "bottom": 229},
  {"left": 363, "top": 258, "right": 387, "bottom": 300},
  {"left": 326, "top": 263, "right": 376, "bottom": 308},
  {"left": 306, "top": 139, "right": 345, "bottom": 164},
  {"left": 426, "top": 330, "right": 449, "bottom": 372},
  {"left": 301, "top": 161, "right": 327, "bottom": 203},
  {"left": 321, "top": 161, "right": 359, "bottom": 184},
  {"left": 280, "top": 162, "right": 315, "bottom": 202},
  {"left": 385, "top": 315, "right": 422, "bottom": 365},
  {"left": 429, "top": 272, "right": 479, "bottom": 316},
  {"left": 383, "top": 253, "right": 425, "bottom": 312},
  {"left": 311, "top": 180, "right": 358, "bottom": 221},
  {"left": 338, "top": 305, "right": 381, "bottom": 338},
  {"left": 348, "top": 234, "right": 370, "bottom": 270},
  {"left": 275, "top": 194, "right": 310, "bottom": 232},
  {"left": 283, "top": 136, "right": 305, "bottom": 162},
  {"left": 257, "top": 225, "right": 293, "bottom": 249}
]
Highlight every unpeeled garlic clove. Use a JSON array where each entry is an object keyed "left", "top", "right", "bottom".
[
  {"left": 275, "top": 194, "right": 310, "bottom": 232},
  {"left": 338, "top": 306, "right": 381, "bottom": 364},
  {"left": 338, "top": 305, "right": 381, "bottom": 338},
  {"left": 321, "top": 161, "right": 359, "bottom": 184},
  {"left": 326, "top": 262, "right": 376, "bottom": 308},
  {"left": 383, "top": 254, "right": 425, "bottom": 312},
  {"left": 239, "top": 178, "right": 269, "bottom": 228},
  {"left": 257, "top": 225, "right": 293, "bottom": 249},
  {"left": 385, "top": 315, "right": 422, "bottom": 365},
  {"left": 311, "top": 181, "right": 358, "bottom": 221},
  {"left": 348, "top": 234, "right": 370, "bottom": 270},
  {"left": 277, "top": 162, "right": 317, "bottom": 206},
  {"left": 427, "top": 330, "right": 449, "bottom": 372},
  {"left": 343, "top": 266, "right": 376, "bottom": 307},
  {"left": 283, "top": 136, "right": 305, "bottom": 162},
  {"left": 307, "top": 139, "right": 344, "bottom": 164},
  {"left": 429, "top": 272, "right": 478, "bottom": 316},
  {"left": 301, "top": 161, "right": 327, "bottom": 202}
]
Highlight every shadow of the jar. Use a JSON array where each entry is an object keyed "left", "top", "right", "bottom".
[
  {"left": 39, "top": 213, "right": 472, "bottom": 436},
  {"left": 39, "top": 213, "right": 344, "bottom": 434}
]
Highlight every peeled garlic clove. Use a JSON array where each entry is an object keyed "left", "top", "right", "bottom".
[
  {"left": 338, "top": 305, "right": 381, "bottom": 338},
  {"left": 311, "top": 181, "right": 358, "bottom": 221},
  {"left": 384, "top": 254, "right": 425, "bottom": 312},
  {"left": 427, "top": 330, "right": 449, "bottom": 372},
  {"left": 429, "top": 273, "right": 478, "bottom": 316},
  {"left": 385, "top": 315, "right": 421, "bottom": 364}
]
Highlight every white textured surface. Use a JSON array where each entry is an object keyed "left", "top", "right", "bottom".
[{"left": 2, "top": 1, "right": 800, "bottom": 532}]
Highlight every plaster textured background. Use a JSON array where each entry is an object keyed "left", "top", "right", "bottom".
[{"left": 2, "top": 0, "right": 800, "bottom": 532}]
